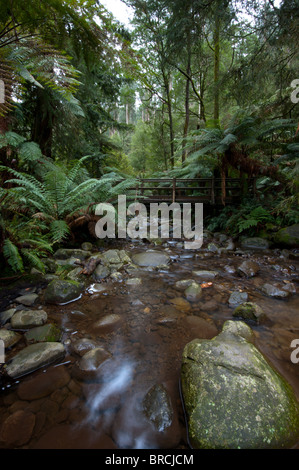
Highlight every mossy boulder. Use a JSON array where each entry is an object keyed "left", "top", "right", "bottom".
[
  {"left": 274, "top": 224, "right": 299, "bottom": 248},
  {"left": 233, "top": 302, "right": 266, "bottom": 324},
  {"left": 44, "top": 280, "right": 83, "bottom": 304},
  {"left": 181, "top": 321, "right": 299, "bottom": 449}
]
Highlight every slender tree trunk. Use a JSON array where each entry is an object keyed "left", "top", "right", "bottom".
[
  {"left": 213, "top": 4, "right": 220, "bottom": 125},
  {"left": 182, "top": 41, "right": 191, "bottom": 164},
  {"left": 163, "top": 70, "right": 175, "bottom": 169},
  {"left": 31, "top": 89, "right": 53, "bottom": 158}
]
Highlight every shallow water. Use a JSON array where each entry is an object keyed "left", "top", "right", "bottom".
[{"left": 0, "top": 240, "right": 299, "bottom": 449}]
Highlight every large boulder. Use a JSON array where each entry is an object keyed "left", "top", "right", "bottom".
[
  {"left": 274, "top": 224, "right": 299, "bottom": 248},
  {"left": 240, "top": 237, "right": 270, "bottom": 250},
  {"left": 181, "top": 321, "right": 299, "bottom": 449},
  {"left": 131, "top": 250, "right": 170, "bottom": 268}
]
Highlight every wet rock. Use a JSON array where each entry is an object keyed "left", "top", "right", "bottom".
[
  {"left": 169, "top": 297, "right": 191, "bottom": 313},
  {"left": 17, "top": 365, "right": 70, "bottom": 400},
  {"left": 143, "top": 384, "right": 173, "bottom": 432},
  {"left": 192, "top": 270, "right": 218, "bottom": 279},
  {"left": 44, "top": 280, "right": 82, "bottom": 304},
  {"left": 132, "top": 250, "right": 170, "bottom": 268},
  {"left": 0, "top": 328, "right": 22, "bottom": 348},
  {"left": 207, "top": 243, "right": 219, "bottom": 253},
  {"left": 93, "top": 314, "right": 123, "bottom": 334},
  {"left": 0, "top": 410, "right": 36, "bottom": 447},
  {"left": 233, "top": 302, "right": 266, "bottom": 324},
  {"left": 15, "top": 293, "right": 38, "bottom": 307},
  {"left": 0, "top": 308, "right": 16, "bottom": 326},
  {"left": 224, "top": 265, "right": 236, "bottom": 275},
  {"left": 6, "top": 342, "right": 65, "bottom": 379},
  {"left": 11, "top": 309, "right": 48, "bottom": 329},
  {"left": 93, "top": 264, "right": 110, "bottom": 281},
  {"left": 67, "top": 267, "right": 85, "bottom": 282},
  {"left": 24, "top": 323, "right": 61, "bottom": 344},
  {"left": 274, "top": 224, "right": 299, "bottom": 248},
  {"left": 31, "top": 424, "right": 116, "bottom": 449},
  {"left": 101, "top": 249, "right": 122, "bottom": 265},
  {"left": 260, "top": 283, "right": 290, "bottom": 299},
  {"left": 228, "top": 291, "right": 248, "bottom": 307},
  {"left": 175, "top": 279, "right": 194, "bottom": 290},
  {"left": 181, "top": 316, "right": 218, "bottom": 339},
  {"left": 87, "top": 283, "right": 107, "bottom": 294},
  {"left": 181, "top": 320, "right": 299, "bottom": 449},
  {"left": 241, "top": 237, "right": 270, "bottom": 250},
  {"left": 73, "top": 348, "right": 112, "bottom": 381},
  {"left": 237, "top": 260, "right": 260, "bottom": 278},
  {"left": 184, "top": 282, "right": 202, "bottom": 302},
  {"left": 126, "top": 278, "right": 142, "bottom": 286},
  {"left": 81, "top": 242, "right": 93, "bottom": 251},
  {"left": 71, "top": 338, "right": 99, "bottom": 356}
]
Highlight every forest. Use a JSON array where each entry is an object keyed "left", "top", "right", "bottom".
[
  {"left": 0, "top": 0, "right": 298, "bottom": 275},
  {"left": 1, "top": 0, "right": 299, "bottom": 452}
]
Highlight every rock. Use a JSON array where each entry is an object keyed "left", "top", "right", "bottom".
[
  {"left": 67, "top": 267, "right": 85, "bottom": 282},
  {"left": 15, "top": 293, "right": 39, "bottom": 306},
  {"left": 192, "top": 270, "right": 218, "bottom": 279},
  {"left": 184, "top": 282, "right": 202, "bottom": 302},
  {"left": 224, "top": 265, "right": 236, "bottom": 275},
  {"left": 110, "top": 272, "right": 122, "bottom": 281},
  {"left": 71, "top": 338, "right": 98, "bottom": 357},
  {"left": 0, "top": 328, "right": 22, "bottom": 348},
  {"left": 93, "top": 314, "right": 123, "bottom": 334},
  {"left": 54, "top": 248, "right": 91, "bottom": 260},
  {"left": 81, "top": 242, "right": 93, "bottom": 251},
  {"left": 142, "top": 384, "right": 173, "bottom": 432},
  {"left": 241, "top": 237, "right": 270, "bottom": 250},
  {"left": 75, "top": 348, "right": 112, "bottom": 380},
  {"left": 181, "top": 316, "right": 218, "bottom": 339},
  {"left": 17, "top": 365, "right": 70, "bottom": 400},
  {"left": 175, "top": 279, "right": 194, "bottom": 290},
  {"left": 228, "top": 291, "right": 248, "bottom": 307},
  {"left": 0, "top": 410, "right": 36, "bottom": 447},
  {"left": 261, "top": 283, "right": 290, "bottom": 299},
  {"left": 44, "top": 280, "right": 82, "bottom": 304},
  {"left": 207, "top": 243, "right": 219, "bottom": 253},
  {"left": 6, "top": 342, "right": 65, "bottom": 379},
  {"left": 24, "top": 323, "right": 61, "bottom": 344},
  {"left": 32, "top": 424, "right": 116, "bottom": 449},
  {"left": 131, "top": 250, "right": 170, "bottom": 268},
  {"left": 93, "top": 264, "right": 110, "bottom": 281},
  {"left": 11, "top": 309, "right": 48, "bottom": 329},
  {"left": 181, "top": 320, "right": 299, "bottom": 449},
  {"left": 43, "top": 258, "right": 58, "bottom": 273},
  {"left": 169, "top": 297, "right": 191, "bottom": 313},
  {"left": 274, "top": 224, "right": 299, "bottom": 248},
  {"left": 237, "top": 260, "right": 260, "bottom": 278},
  {"left": 0, "top": 308, "right": 16, "bottom": 326},
  {"left": 233, "top": 302, "right": 266, "bottom": 324},
  {"left": 126, "top": 278, "right": 142, "bottom": 286}
]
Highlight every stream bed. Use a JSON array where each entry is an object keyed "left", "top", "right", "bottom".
[{"left": 0, "top": 237, "right": 299, "bottom": 449}]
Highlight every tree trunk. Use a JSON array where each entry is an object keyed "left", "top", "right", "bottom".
[
  {"left": 162, "top": 69, "right": 175, "bottom": 169},
  {"left": 213, "top": 4, "right": 220, "bottom": 125},
  {"left": 182, "top": 41, "right": 191, "bottom": 164}
]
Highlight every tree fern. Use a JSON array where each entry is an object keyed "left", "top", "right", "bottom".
[{"left": 3, "top": 239, "right": 24, "bottom": 272}]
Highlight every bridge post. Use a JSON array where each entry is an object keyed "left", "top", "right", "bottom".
[
  {"left": 172, "top": 178, "right": 176, "bottom": 203},
  {"left": 211, "top": 177, "right": 215, "bottom": 205}
]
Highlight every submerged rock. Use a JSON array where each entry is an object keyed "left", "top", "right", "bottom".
[
  {"left": 233, "top": 302, "right": 266, "bottom": 324},
  {"left": 6, "top": 342, "right": 65, "bottom": 379},
  {"left": 143, "top": 384, "right": 173, "bottom": 432},
  {"left": 184, "top": 282, "right": 202, "bottom": 302},
  {"left": 261, "top": 283, "right": 290, "bottom": 299},
  {"left": 237, "top": 260, "right": 260, "bottom": 278},
  {"left": 181, "top": 320, "right": 299, "bottom": 449},
  {"left": 228, "top": 291, "right": 248, "bottom": 307}
]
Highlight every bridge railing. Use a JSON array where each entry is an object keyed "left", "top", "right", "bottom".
[{"left": 118, "top": 177, "right": 256, "bottom": 205}]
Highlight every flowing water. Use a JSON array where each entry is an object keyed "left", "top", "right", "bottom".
[{"left": 0, "top": 239, "right": 299, "bottom": 449}]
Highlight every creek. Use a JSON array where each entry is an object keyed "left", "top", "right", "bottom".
[{"left": 0, "top": 237, "right": 299, "bottom": 449}]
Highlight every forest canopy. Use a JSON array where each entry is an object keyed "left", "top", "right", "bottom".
[{"left": 0, "top": 0, "right": 298, "bottom": 274}]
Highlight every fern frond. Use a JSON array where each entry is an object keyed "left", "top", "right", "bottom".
[{"left": 3, "top": 239, "right": 24, "bottom": 272}]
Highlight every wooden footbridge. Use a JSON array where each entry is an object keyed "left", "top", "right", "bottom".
[{"left": 124, "top": 177, "right": 257, "bottom": 205}]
